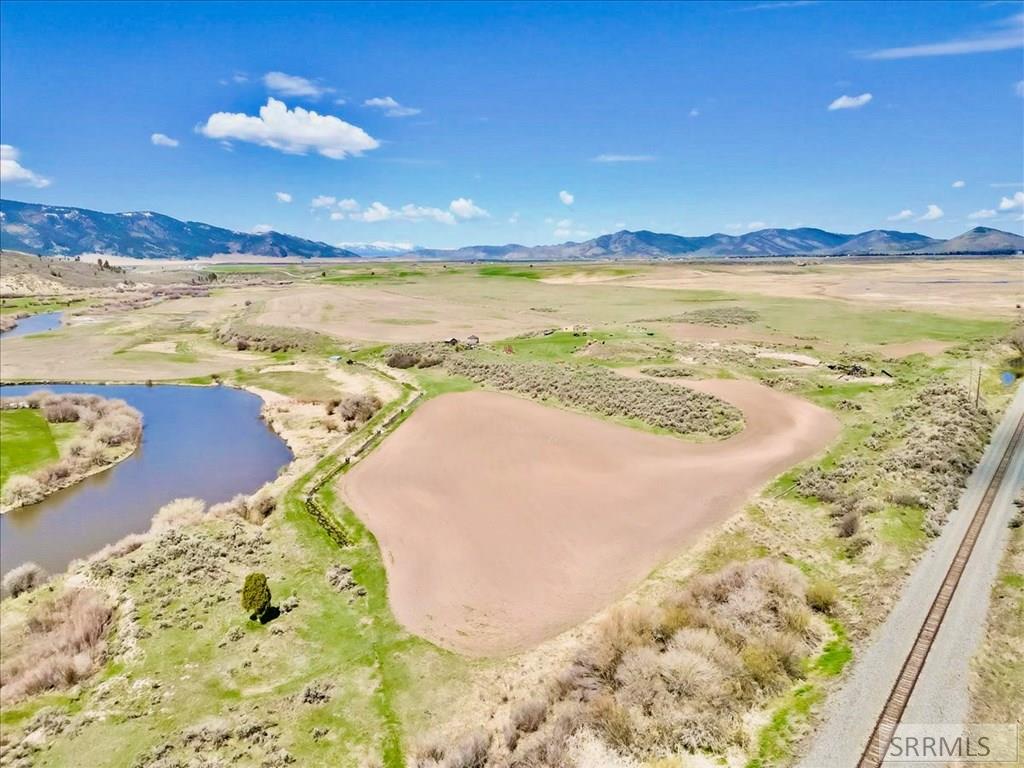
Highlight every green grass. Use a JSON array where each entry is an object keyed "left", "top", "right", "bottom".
[
  {"left": 815, "top": 620, "right": 852, "bottom": 677},
  {"left": 232, "top": 370, "right": 341, "bottom": 401},
  {"left": 0, "top": 410, "right": 59, "bottom": 487},
  {"left": 0, "top": 297, "right": 89, "bottom": 315},
  {"left": 477, "top": 265, "right": 544, "bottom": 279},
  {"left": 320, "top": 268, "right": 426, "bottom": 284},
  {"left": 746, "top": 620, "right": 851, "bottom": 768},
  {"left": 493, "top": 330, "right": 618, "bottom": 360}
]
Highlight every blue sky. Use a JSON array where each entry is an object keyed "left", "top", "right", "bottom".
[{"left": 1, "top": 0, "right": 1022, "bottom": 248}]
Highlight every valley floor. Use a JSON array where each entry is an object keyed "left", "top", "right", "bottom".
[{"left": 0, "top": 256, "right": 1020, "bottom": 767}]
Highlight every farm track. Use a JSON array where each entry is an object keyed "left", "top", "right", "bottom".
[
  {"left": 857, "top": 411, "right": 1024, "bottom": 768},
  {"left": 301, "top": 363, "right": 422, "bottom": 547}
]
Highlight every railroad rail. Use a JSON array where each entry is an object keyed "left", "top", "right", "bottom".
[{"left": 857, "top": 412, "right": 1024, "bottom": 768}]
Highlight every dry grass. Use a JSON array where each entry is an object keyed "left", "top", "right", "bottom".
[
  {"left": 1, "top": 562, "right": 49, "bottom": 598},
  {"left": 0, "top": 588, "right": 113, "bottom": 703},
  {"left": 417, "top": 559, "right": 821, "bottom": 766}
]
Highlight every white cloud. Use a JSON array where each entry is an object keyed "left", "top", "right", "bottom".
[
  {"left": 553, "top": 218, "right": 589, "bottom": 239},
  {"left": 508, "top": 212, "right": 520, "bottom": 224},
  {"left": 338, "top": 198, "right": 359, "bottom": 211},
  {"left": 311, "top": 195, "right": 336, "bottom": 208},
  {"left": 251, "top": 224, "right": 273, "bottom": 234},
  {"left": 329, "top": 212, "right": 346, "bottom": 221},
  {"left": 990, "top": 181, "right": 1024, "bottom": 188},
  {"left": 887, "top": 209, "right": 915, "bottom": 221},
  {"left": 363, "top": 96, "right": 421, "bottom": 117},
  {"left": 746, "top": 221, "right": 768, "bottom": 230},
  {"left": 263, "top": 71, "right": 331, "bottom": 99},
  {"left": 951, "top": 179, "right": 966, "bottom": 188},
  {"left": 348, "top": 202, "right": 454, "bottom": 224},
  {"left": 999, "top": 191, "right": 1024, "bottom": 210},
  {"left": 150, "top": 133, "right": 179, "bottom": 148},
  {"left": 863, "top": 13, "right": 1024, "bottom": 59},
  {"left": 591, "top": 154, "right": 655, "bottom": 163},
  {"left": 1017, "top": 80, "right": 1024, "bottom": 97},
  {"left": 918, "top": 204, "right": 944, "bottom": 221},
  {"left": 559, "top": 190, "right": 575, "bottom": 205},
  {"left": 449, "top": 197, "right": 490, "bottom": 220},
  {"left": 199, "top": 98, "right": 379, "bottom": 159},
  {"left": 689, "top": 108, "right": 700, "bottom": 117},
  {"left": 343, "top": 198, "right": 488, "bottom": 225},
  {"left": 0, "top": 144, "right": 50, "bottom": 188},
  {"left": 968, "top": 209, "right": 997, "bottom": 219},
  {"left": 828, "top": 93, "right": 873, "bottom": 111},
  {"left": 275, "top": 192, "right": 292, "bottom": 203}
]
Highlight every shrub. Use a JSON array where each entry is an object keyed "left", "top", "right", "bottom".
[
  {"left": 0, "top": 588, "right": 112, "bottom": 702},
  {"left": 241, "top": 573, "right": 271, "bottom": 620},
  {"left": 505, "top": 697, "right": 548, "bottom": 748},
  {"left": 335, "top": 393, "right": 382, "bottom": 423},
  {"left": 150, "top": 497, "right": 206, "bottom": 532},
  {"left": 386, "top": 350, "right": 420, "bottom": 369},
  {"left": 806, "top": 579, "right": 838, "bottom": 614},
  {"left": 837, "top": 511, "right": 861, "bottom": 538},
  {"left": 445, "top": 358, "right": 742, "bottom": 439},
  {"left": 2, "top": 475, "right": 43, "bottom": 507},
  {"left": 1, "top": 562, "right": 48, "bottom": 598},
  {"left": 41, "top": 401, "right": 79, "bottom": 423}
]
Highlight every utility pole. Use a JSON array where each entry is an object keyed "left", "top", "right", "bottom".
[{"left": 975, "top": 362, "right": 982, "bottom": 409}]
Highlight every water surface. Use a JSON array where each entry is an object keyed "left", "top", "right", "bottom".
[
  {"left": 0, "top": 311, "right": 64, "bottom": 339},
  {"left": 0, "top": 384, "right": 292, "bottom": 573}
]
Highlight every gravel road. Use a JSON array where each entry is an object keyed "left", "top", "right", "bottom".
[{"left": 798, "top": 383, "right": 1024, "bottom": 768}]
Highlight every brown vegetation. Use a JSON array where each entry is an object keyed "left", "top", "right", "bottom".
[
  {"left": 215, "top": 321, "right": 331, "bottom": 353},
  {"left": 1, "top": 562, "right": 49, "bottom": 598},
  {"left": 415, "top": 559, "right": 820, "bottom": 766},
  {"left": 445, "top": 358, "right": 742, "bottom": 439},
  {"left": 0, "top": 588, "right": 113, "bottom": 703}
]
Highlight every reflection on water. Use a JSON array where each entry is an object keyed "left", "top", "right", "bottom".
[
  {"left": 0, "top": 384, "right": 292, "bottom": 573},
  {"left": 0, "top": 311, "right": 64, "bottom": 339}
]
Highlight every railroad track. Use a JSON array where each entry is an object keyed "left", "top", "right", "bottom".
[{"left": 857, "top": 412, "right": 1024, "bottom": 768}]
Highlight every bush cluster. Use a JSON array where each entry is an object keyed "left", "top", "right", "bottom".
[
  {"left": 385, "top": 343, "right": 450, "bottom": 369},
  {"left": 1, "top": 562, "right": 49, "bottom": 599},
  {"left": 883, "top": 382, "right": 993, "bottom": 532},
  {"left": 215, "top": 322, "right": 329, "bottom": 353},
  {"left": 640, "top": 307, "right": 760, "bottom": 327},
  {"left": 416, "top": 559, "right": 818, "bottom": 766},
  {"left": 445, "top": 358, "right": 742, "bottom": 439},
  {"left": 0, "top": 588, "right": 113, "bottom": 702},
  {"left": 1, "top": 392, "right": 143, "bottom": 510}
]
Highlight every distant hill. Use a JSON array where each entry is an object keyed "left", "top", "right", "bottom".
[
  {"left": 0, "top": 199, "right": 358, "bottom": 259},
  {"left": 3, "top": 199, "right": 1021, "bottom": 260},
  {"left": 406, "top": 226, "right": 1022, "bottom": 260},
  {"left": 930, "top": 226, "right": 1024, "bottom": 254}
]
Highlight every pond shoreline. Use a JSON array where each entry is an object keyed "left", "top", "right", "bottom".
[
  {"left": 0, "top": 382, "right": 294, "bottom": 574},
  {"left": 1, "top": 441, "right": 139, "bottom": 515}
]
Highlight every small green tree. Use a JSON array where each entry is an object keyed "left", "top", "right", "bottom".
[{"left": 241, "top": 572, "right": 271, "bottom": 620}]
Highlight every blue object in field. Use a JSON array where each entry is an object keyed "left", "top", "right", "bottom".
[{"left": 1001, "top": 371, "right": 1016, "bottom": 386}]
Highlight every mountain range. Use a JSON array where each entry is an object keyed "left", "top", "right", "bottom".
[
  {"left": 0, "top": 199, "right": 356, "bottom": 259},
  {"left": 2, "top": 199, "right": 1022, "bottom": 260}
]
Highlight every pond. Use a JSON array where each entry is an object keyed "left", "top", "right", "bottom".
[
  {"left": 0, "top": 311, "right": 64, "bottom": 339},
  {"left": 0, "top": 384, "right": 292, "bottom": 574}
]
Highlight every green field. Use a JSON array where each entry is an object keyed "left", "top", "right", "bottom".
[{"left": 0, "top": 410, "right": 59, "bottom": 487}]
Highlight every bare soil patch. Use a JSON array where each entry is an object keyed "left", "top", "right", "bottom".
[{"left": 342, "top": 385, "right": 839, "bottom": 655}]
